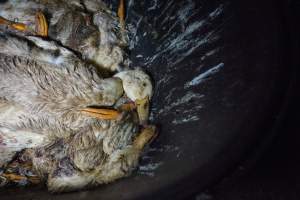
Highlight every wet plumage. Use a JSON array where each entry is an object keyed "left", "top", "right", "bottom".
[
  {"left": 0, "top": 0, "right": 126, "bottom": 71},
  {"left": 0, "top": 0, "right": 156, "bottom": 192}
]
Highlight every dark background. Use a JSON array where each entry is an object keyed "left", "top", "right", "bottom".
[{"left": 192, "top": 1, "right": 300, "bottom": 199}]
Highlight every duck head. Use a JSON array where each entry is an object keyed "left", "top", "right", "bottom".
[{"left": 114, "top": 69, "right": 153, "bottom": 124}]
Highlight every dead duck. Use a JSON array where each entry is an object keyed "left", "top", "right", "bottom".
[
  {"left": 0, "top": 32, "right": 156, "bottom": 192},
  {"left": 0, "top": 0, "right": 126, "bottom": 71}
]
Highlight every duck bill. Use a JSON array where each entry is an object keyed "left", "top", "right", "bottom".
[
  {"left": 135, "top": 96, "right": 150, "bottom": 125},
  {"left": 35, "top": 11, "right": 48, "bottom": 37},
  {"left": 80, "top": 108, "right": 121, "bottom": 120},
  {"left": 133, "top": 125, "right": 157, "bottom": 150},
  {"left": 118, "top": 0, "right": 125, "bottom": 25}
]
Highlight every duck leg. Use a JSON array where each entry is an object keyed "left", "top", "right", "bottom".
[
  {"left": 80, "top": 108, "right": 121, "bottom": 120},
  {"left": 0, "top": 16, "right": 28, "bottom": 32},
  {"left": 0, "top": 156, "right": 41, "bottom": 186},
  {"left": 119, "top": 102, "right": 136, "bottom": 112}
]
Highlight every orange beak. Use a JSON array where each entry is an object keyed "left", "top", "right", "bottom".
[
  {"left": 35, "top": 11, "right": 48, "bottom": 37},
  {"left": 133, "top": 125, "right": 157, "bottom": 150},
  {"left": 118, "top": 0, "right": 125, "bottom": 26}
]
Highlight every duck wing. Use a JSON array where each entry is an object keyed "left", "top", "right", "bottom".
[
  {"left": 0, "top": 32, "right": 80, "bottom": 67},
  {"left": 0, "top": 34, "right": 124, "bottom": 134},
  {"left": 0, "top": 33, "right": 104, "bottom": 111},
  {"left": 0, "top": 100, "right": 49, "bottom": 167}
]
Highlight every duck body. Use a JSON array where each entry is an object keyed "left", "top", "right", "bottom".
[
  {"left": 0, "top": 32, "right": 152, "bottom": 192},
  {"left": 0, "top": 0, "right": 156, "bottom": 192},
  {"left": 0, "top": 33, "right": 123, "bottom": 133}
]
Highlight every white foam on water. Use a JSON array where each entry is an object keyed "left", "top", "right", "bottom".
[
  {"left": 145, "top": 3, "right": 225, "bottom": 69},
  {"left": 147, "top": 0, "right": 159, "bottom": 11},
  {"left": 201, "top": 48, "right": 220, "bottom": 61},
  {"left": 158, "top": 91, "right": 204, "bottom": 115},
  {"left": 172, "top": 115, "right": 200, "bottom": 125},
  {"left": 128, "top": 17, "right": 143, "bottom": 50},
  {"left": 184, "top": 63, "right": 224, "bottom": 88},
  {"left": 148, "top": 145, "right": 180, "bottom": 153},
  {"left": 139, "top": 162, "right": 163, "bottom": 171}
]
